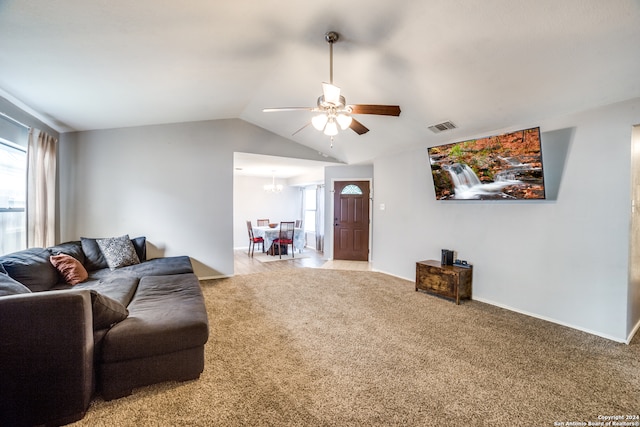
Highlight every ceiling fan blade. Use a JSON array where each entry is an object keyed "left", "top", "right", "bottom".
[
  {"left": 350, "top": 118, "right": 369, "bottom": 135},
  {"left": 292, "top": 122, "right": 311, "bottom": 136},
  {"left": 263, "top": 107, "right": 314, "bottom": 112},
  {"left": 349, "top": 104, "right": 401, "bottom": 116}
]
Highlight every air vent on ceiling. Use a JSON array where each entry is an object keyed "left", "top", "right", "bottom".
[{"left": 428, "top": 120, "right": 457, "bottom": 133}]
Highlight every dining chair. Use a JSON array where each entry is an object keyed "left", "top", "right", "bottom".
[
  {"left": 273, "top": 221, "right": 295, "bottom": 259},
  {"left": 257, "top": 219, "right": 269, "bottom": 227},
  {"left": 246, "top": 220, "right": 264, "bottom": 257}
]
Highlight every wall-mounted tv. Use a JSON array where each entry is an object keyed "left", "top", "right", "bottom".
[{"left": 428, "top": 127, "right": 545, "bottom": 200}]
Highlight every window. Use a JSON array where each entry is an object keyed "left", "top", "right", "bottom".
[
  {"left": 0, "top": 138, "right": 27, "bottom": 255},
  {"left": 341, "top": 184, "right": 363, "bottom": 195},
  {"left": 304, "top": 186, "right": 316, "bottom": 232}
]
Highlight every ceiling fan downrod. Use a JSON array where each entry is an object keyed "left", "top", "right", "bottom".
[{"left": 325, "top": 31, "right": 339, "bottom": 85}]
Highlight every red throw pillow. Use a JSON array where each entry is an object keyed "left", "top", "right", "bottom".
[{"left": 50, "top": 254, "right": 89, "bottom": 285}]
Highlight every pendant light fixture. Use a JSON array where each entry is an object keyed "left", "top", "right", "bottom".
[{"left": 264, "top": 171, "right": 283, "bottom": 193}]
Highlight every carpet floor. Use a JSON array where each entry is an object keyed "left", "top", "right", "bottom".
[{"left": 72, "top": 269, "right": 640, "bottom": 426}]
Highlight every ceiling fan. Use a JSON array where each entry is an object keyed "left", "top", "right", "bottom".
[{"left": 263, "top": 31, "right": 401, "bottom": 145}]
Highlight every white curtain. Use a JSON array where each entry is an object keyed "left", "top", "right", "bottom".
[
  {"left": 315, "top": 184, "right": 325, "bottom": 252},
  {"left": 300, "top": 187, "right": 306, "bottom": 227},
  {"left": 27, "top": 129, "right": 57, "bottom": 248}
]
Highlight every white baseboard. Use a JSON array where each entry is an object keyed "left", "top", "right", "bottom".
[
  {"left": 473, "top": 296, "right": 627, "bottom": 344},
  {"left": 371, "top": 268, "right": 413, "bottom": 282},
  {"left": 198, "top": 274, "right": 231, "bottom": 280},
  {"left": 627, "top": 318, "right": 640, "bottom": 344},
  {"left": 372, "top": 267, "right": 629, "bottom": 344}
]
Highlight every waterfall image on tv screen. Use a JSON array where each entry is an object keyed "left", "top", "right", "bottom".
[{"left": 428, "top": 127, "right": 545, "bottom": 200}]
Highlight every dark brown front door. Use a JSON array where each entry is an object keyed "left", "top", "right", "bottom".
[{"left": 333, "top": 181, "right": 370, "bottom": 261}]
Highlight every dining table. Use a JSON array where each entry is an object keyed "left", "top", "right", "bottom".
[{"left": 253, "top": 225, "right": 305, "bottom": 254}]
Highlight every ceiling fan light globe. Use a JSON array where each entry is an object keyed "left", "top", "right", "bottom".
[
  {"left": 322, "top": 83, "right": 341, "bottom": 105},
  {"left": 324, "top": 120, "right": 338, "bottom": 136},
  {"left": 337, "top": 114, "right": 352, "bottom": 130},
  {"left": 312, "top": 114, "right": 328, "bottom": 131}
]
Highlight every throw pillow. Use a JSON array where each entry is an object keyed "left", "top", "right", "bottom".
[
  {"left": 81, "top": 237, "right": 109, "bottom": 271},
  {"left": 130, "top": 236, "right": 147, "bottom": 262},
  {"left": 0, "top": 271, "right": 32, "bottom": 296},
  {"left": 50, "top": 254, "right": 89, "bottom": 285},
  {"left": 81, "top": 236, "right": 146, "bottom": 270},
  {"left": 96, "top": 234, "right": 140, "bottom": 270},
  {"left": 89, "top": 290, "right": 129, "bottom": 330},
  {"left": 0, "top": 248, "right": 60, "bottom": 292}
]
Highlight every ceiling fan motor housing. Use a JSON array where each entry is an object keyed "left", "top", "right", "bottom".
[{"left": 317, "top": 95, "right": 348, "bottom": 110}]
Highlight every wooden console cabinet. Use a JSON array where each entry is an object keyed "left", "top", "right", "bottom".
[{"left": 415, "top": 260, "right": 472, "bottom": 304}]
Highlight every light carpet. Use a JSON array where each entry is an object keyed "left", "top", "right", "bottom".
[{"left": 72, "top": 269, "right": 639, "bottom": 426}]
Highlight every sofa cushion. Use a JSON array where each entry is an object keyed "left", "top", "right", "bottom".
[
  {"left": 81, "top": 237, "right": 109, "bottom": 271},
  {"left": 86, "top": 256, "right": 194, "bottom": 281},
  {"left": 118, "top": 256, "right": 193, "bottom": 277},
  {"left": 131, "top": 236, "right": 146, "bottom": 262},
  {"left": 75, "top": 276, "right": 140, "bottom": 308},
  {"left": 81, "top": 236, "right": 146, "bottom": 271},
  {"left": 0, "top": 271, "right": 32, "bottom": 296},
  {"left": 100, "top": 273, "right": 208, "bottom": 362},
  {"left": 97, "top": 235, "right": 140, "bottom": 270},
  {"left": 0, "top": 248, "right": 59, "bottom": 292},
  {"left": 48, "top": 241, "right": 85, "bottom": 264},
  {"left": 50, "top": 254, "right": 89, "bottom": 285},
  {"left": 89, "top": 290, "right": 129, "bottom": 330}
]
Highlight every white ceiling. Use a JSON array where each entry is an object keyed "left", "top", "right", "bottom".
[
  {"left": 1, "top": 1, "right": 639, "bottom": 165},
  {"left": 233, "top": 152, "right": 338, "bottom": 180}
]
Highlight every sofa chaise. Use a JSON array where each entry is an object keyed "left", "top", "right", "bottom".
[{"left": 0, "top": 235, "right": 209, "bottom": 426}]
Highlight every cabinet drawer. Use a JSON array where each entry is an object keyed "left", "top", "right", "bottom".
[{"left": 416, "top": 266, "right": 457, "bottom": 297}]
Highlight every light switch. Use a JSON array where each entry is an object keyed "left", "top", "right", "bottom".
[{"left": 379, "top": 203, "right": 385, "bottom": 211}]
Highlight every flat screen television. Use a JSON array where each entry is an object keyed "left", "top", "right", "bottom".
[{"left": 428, "top": 127, "right": 545, "bottom": 200}]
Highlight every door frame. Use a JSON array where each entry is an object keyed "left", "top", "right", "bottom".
[{"left": 329, "top": 178, "right": 373, "bottom": 261}]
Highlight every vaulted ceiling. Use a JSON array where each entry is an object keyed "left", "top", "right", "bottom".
[{"left": 1, "top": 1, "right": 639, "bottom": 164}]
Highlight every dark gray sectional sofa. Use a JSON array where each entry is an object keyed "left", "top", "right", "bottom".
[{"left": 0, "top": 236, "right": 209, "bottom": 427}]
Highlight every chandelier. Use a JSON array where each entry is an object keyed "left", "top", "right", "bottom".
[{"left": 264, "top": 171, "right": 283, "bottom": 193}]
